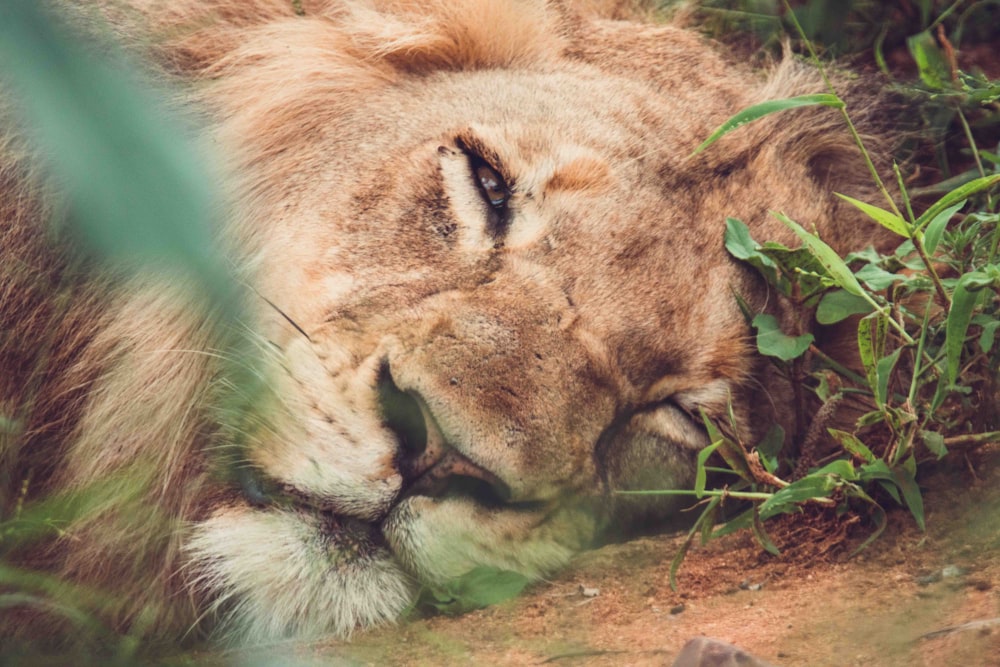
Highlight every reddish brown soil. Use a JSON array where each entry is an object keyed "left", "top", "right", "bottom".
[{"left": 219, "top": 448, "right": 1000, "bottom": 666}]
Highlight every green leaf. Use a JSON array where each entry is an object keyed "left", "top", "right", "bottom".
[
  {"left": 692, "top": 94, "right": 844, "bottom": 155},
  {"left": 761, "top": 245, "right": 831, "bottom": 299},
  {"left": 759, "top": 475, "right": 838, "bottom": 517},
  {"left": 921, "top": 430, "right": 948, "bottom": 459},
  {"left": 699, "top": 412, "right": 753, "bottom": 482},
  {"left": 876, "top": 479, "right": 902, "bottom": 505},
  {"left": 915, "top": 174, "right": 1000, "bottom": 230},
  {"left": 752, "top": 313, "right": 813, "bottom": 361},
  {"left": 810, "top": 459, "right": 858, "bottom": 481},
  {"left": 891, "top": 464, "right": 925, "bottom": 531},
  {"left": 906, "top": 29, "right": 953, "bottom": 90},
  {"left": 854, "top": 264, "right": 899, "bottom": 291},
  {"left": 755, "top": 423, "right": 785, "bottom": 473},
  {"left": 724, "top": 218, "right": 768, "bottom": 262},
  {"left": 858, "top": 312, "right": 888, "bottom": 399},
  {"left": 751, "top": 506, "right": 780, "bottom": 556},
  {"left": 835, "top": 193, "right": 909, "bottom": 237},
  {"left": 845, "top": 247, "right": 882, "bottom": 264},
  {"left": 875, "top": 347, "right": 902, "bottom": 408},
  {"left": 695, "top": 440, "right": 723, "bottom": 498},
  {"left": 816, "top": 289, "right": 875, "bottom": 324},
  {"left": 724, "top": 218, "right": 782, "bottom": 290},
  {"left": 945, "top": 272, "right": 988, "bottom": 385},
  {"left": 828, "top": 429, "right": 875, "bottom": 464},
  {"left": 922, "top": 200, "right": 965, "bottom": 255},
  {"left": 860, "top": 458, "right": 894, "bottom": 482},
  {"left": 670, "top": 496, "right": 720, "bottom": 590},
  {"left": 712, "top": 507, "right": 752, "bottom": 539},
  {"left": 775, "top": 212, "right": 868, "bottom": 298},
  {"left": 977, "top": 318, "right": 1000, "bottom": 353}
]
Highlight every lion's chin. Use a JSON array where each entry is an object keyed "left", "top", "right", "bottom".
[
  {"left": 186, "top": 505, "right": 414, "bottom": 644},
  {"left": 185, "top": 493, "right": 598, "bottom": 643},
  {"left": 382, "top": 495, "right": 598, "bottom": 587}
]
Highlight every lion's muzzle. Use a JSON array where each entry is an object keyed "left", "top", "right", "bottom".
[{"left": 379, "top": 364, "right": 513, "bottom": 506}]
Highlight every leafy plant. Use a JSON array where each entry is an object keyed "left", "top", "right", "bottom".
[{"left": 631, "top": 0, "right": 1000, "bottom": 587}]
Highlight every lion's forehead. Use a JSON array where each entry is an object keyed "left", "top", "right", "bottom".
[{"left": 248, "top": 62, "right": 755, "bottom": 396}]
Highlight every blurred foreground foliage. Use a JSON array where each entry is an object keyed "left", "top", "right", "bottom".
[{"left": 1, "top": 1, "right": 258, "bottom": 661}]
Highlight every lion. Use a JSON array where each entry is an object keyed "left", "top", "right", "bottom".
[{"left": 1, "top": 0, "right": 893, "bottom": 647}]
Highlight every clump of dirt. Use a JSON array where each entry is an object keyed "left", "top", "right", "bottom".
[{"left": 223, "top": 447, "right": 999, "bottom": 666}]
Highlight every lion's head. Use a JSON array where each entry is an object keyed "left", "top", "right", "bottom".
[{"left": 1, "top": 0, "right": 891, "bottom": 645}]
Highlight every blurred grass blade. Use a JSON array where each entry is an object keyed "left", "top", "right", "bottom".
[
  {"left": 835, "top": 193, "right": 909, "bottom": 237},
  {"left": 0, "top": 1, "right": 235, "bottom": 313},
  {"left": 419, "top": 567, "right": 530, "bottom": 615},
  {"left": 691, "top": 94, "right": 844, "bottom": 156},
  {"left": 847, "top": 492, "right": 887, "bottom": 557}
]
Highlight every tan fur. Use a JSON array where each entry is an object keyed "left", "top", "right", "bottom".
[{"left": 1, "top": 0, "right": 891, "bottom": 645}]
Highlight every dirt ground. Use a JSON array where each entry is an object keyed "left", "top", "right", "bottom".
[{"left": 217, "top": 447, "right": 1000, "bottom": 667}]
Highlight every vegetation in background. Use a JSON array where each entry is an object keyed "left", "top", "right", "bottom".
[{"left": 636, "top": 0, "right": 1000, "bottom": 586}]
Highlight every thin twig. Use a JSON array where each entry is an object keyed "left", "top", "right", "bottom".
[{"left": 942, "top": 431, "right": 1000, "bottom": 449}]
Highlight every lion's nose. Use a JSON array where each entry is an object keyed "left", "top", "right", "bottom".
[{"left": 377, "top": 365, "right": 511, "bottom": 505}]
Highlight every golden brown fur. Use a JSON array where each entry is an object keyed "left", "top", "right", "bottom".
[{"left": 1, "top": 0, "right": 892, "bottom": 645}]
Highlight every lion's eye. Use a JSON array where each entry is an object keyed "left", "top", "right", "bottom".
[
  {"left": 475, "top": 163, "right": 509, "bottom": 209},
  {"left": 457, "top": 143, "right": 511, "bottom": 237}
]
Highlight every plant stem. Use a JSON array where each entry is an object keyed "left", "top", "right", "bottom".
[
  {"left": 893, "top": 164, "right": 952, "bottom": 307},
  {"left": 615, "top": 489, "right": 773, "bottom": 499},
  {"left": 781, "top": 0, "right": 903, "bottom": 220},
  {"left": 808, "top": 344, "right": 868, "bottom": 386},
  {"left": 908, "top": 304, "right": 934, "bottom": 405},
  {"left": 956, "top": 106, "right": 996, "bottom": 215},
  {"left": 957, "top": 108, "right": 987, "bottom": 179},
  {"left": 615, "top": 488, "right": 836, "bottom": 506},
  {"left": 912, "top": 235, "right": 951, "bottom": 306},
  {"left": 928, "top": 0, "right": 965, "bottom": 30},
  {"left": 943, "top": 431, "right": 1000, "bottom": 449}
]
